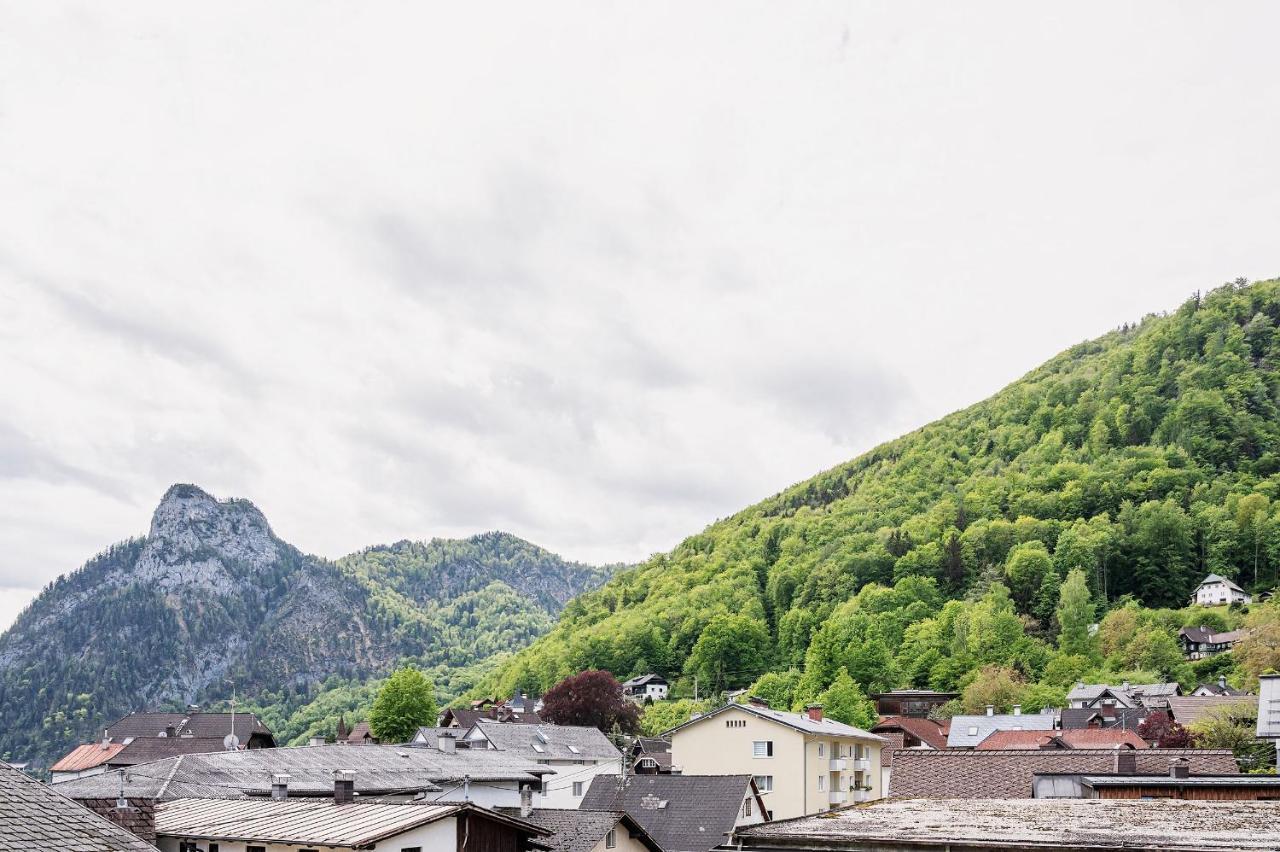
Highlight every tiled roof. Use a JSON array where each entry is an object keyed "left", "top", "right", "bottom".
[
  {"left": 1058, "top": 706, "right": 1147, "bottom": 731},
  {"left": 1193, "top": 680, "right": 1249, "bottom": 696},
  {"left": 580, "top": 774, "right": 757, "bottom": 852},
  {"left": 442, "top": 707, "right": 543, "bottom": 729},
  {"left": 945, "top": 713, "right": 1055, "bottom": 747},
  {"left": 975, "top": 729, "right": 1148, "bottom": 750},
  {"left": 470, "top": 720, "right": 621, "bottom": 761},
  {"left": 878, "top": 733, "right": 905, "bottom": 766},
  {"left": 871, "top": 716, "right": 948, "bottom": 750},
  {"left": 106, "top": 712, "right": 272, "bottom": 743},
  {"left": 54, "top": 743, "right": 549, "bottom": 801},
  {"left": 888, "top": 749, "right": 1238, "bottom": 798},
  {"left": 500, "top": 809, "right": 662, "bottom": 852},
  {"left": 410, "top": 727, "right": 460, "bottom": 748},
  {"left": 663, "top": 702, "right": 883, "bottom": 740},
  {"left": 110, "top": 737, "right": 236, "bottom": 766},
  {"left": 157, "top": 798, "right": 547, "bottom": 846},
  {"left": 50, "top": 742, "right": 128, "bottom": 773},
  {"left": 733, "top": 798, "right": 1280, "bottom": 850},
  {"left": 0, "top": 761, "right": 159, "bottom": 851},
  {"left": 633, "top": 737, "right": 671, "bottom": 754},
  {"left": 1166, "top": 695, "right": 1258, "bottom": 727}
]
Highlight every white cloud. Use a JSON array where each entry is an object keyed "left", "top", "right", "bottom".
[{"left": 0, "top": 2, "right": 1278, "bottom": 626}]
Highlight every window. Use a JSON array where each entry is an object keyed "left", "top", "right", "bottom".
[
  {"left": 209, "top": 846, "right": 219, "bottom": 852},
  {"left": 966, "top": 726, "right": 979, "bottom": 736},
  {"left": 752, "top": 741, "right": 773, "bottom": 758},
  {"left": 248, "top": 847, "right": 266, "bottom": 852},
  {"left": 817, "top": 775, "right": 825, "bottom": 792},
  {"left": 568, "top": 745, "right": 581, "bottom": 754},
  {"left": 753, "top": 775, "right": 773, "bottom": 792},
  {"left": 402, "top": 847, "right": 423, "bottom": 852},
  {"left": 573, "top": 781, "right": 584, "bottom": 797},
  {"left": 817, "top": 743, "right": 825, "bottom": 757},
  {"left": 606, "top": 829, "right": 617, "bottom": 849},
  {"left": 743, "top": 797, "right": 753, "bottom": 818}
]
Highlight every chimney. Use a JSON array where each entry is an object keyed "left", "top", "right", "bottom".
[
  {"left": 806, "top": 704, "right": 824, "bottom": 722},
  {"left": 271, "top": 773, "right": 290, "bottom": 801},
  {"left": 1012, "top": 705, "right": 1022, "bottom": 716},
  {"left": 1121, "top": 680, "right": 1130, "bottom": 691},
  {"left": 164, "top": 725, "right": 177, "bottom": 738},
  {"left": 309, "top": 736, "right": 326, "bottom": 747},
  {"left": 1170, "top": 758, "right": 1190, "bottom": 779},
  {"left": 101, "top": 731, "right": 112, "bottom": 749},
  {"left": 439, "top": 732, "right": 457, "bottom": 754},
  {"left": 985, "top": 705, "right": 994, "bottom": 716},
  {"left": 1113, "top": 747, "right": 1137, "bottom": 775},
  {"left": 520, "top": 785, "right": 533, "bottom": 818},
  {"left": 334, "top": 769, "right": 355, "bottom": 804}
]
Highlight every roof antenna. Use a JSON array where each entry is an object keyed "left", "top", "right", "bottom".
[{"left": 224, "top": 685, "right": 240, "bottom": 752}]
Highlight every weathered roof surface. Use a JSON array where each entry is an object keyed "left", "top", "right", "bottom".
[
  {"left": 410, "top": 726, "right": 459, "bottom": 748},
  {"left": 1193, "top": 680, "right": 1250, "bottom": 696},
  {"left": 945, "top": 713, "right": 1056, "bottom": 747},
  {"left": 622, "top": 674, "right": 668, "bottom": 688},
  {"left": 871, "top": 716, "right": 948, "bottom": 750},
  {"left": 157, "top": 798, "right": 548, "bottom": 846},
  {"left": 889, "top": 749, "right": 1238, "bottom": 799},
  {"left": 471, "top": 720, "right": 621, "bottom": 761},
  {"left": 1167, "top": 695, "right": 1258, "bottom": 726},
  {"left": 55, "top": 743, "right": 548, "bottom": 800},
  {"left": 1200, "top": 573, "right": 1246, "bottom": 593},
  {"left": 346, "top": 721, "right": 376, "bottom": 743},
  {"left": 877, "top": 733, "right": 905, "bottom": 767},
  {"left": 106, "top": 711, "right": 272, "bottom": 743},
  {"left": 1059, "top": 706, "right": 1147, "bottom": 731},
  {"left": 0, "top": 761, "right": 159, "bottom": 851},
  {"left": 51, "top": 741, "right": 128, "bottom": 773},
  {"left": 110, "top": 737, "right": 235, "bottom": 766},
  {"left": 1081, "top": 774, "right": 1280, "bottom": 788},
  {"left": 634, "top": 737, "right": 671, "bottom": 754},
  {"left": 975, "top": 728, "right": 1148, "bottom": 750},
  {"left": 442, "top": 707, "right": 544, "bottom": 729},
  {"left": 500, "top": 808, "right": 662, "bottom": 852},
  {"left": 664, "top": 702, "right": 883, "bottom": 740},
  {"left": 580, "top": 774, "right": 755, "bottom": 852},
  {"left": 733, "top": 798, "right": 1280, "bottom": 851}
]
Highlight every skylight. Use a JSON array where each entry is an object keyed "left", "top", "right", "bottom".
[
  {"left": 568, "top": 745, "right": 580, "bottom": 754},
  {"left": 532, "top": 743, "right": 545, "bottom": 753}
]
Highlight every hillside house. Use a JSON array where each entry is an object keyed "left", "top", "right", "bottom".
[
  {"left": 1194, "top": 573, "right": 1252, "bottom": 606},
  {"left": 621, "top": 675, "right": 669, "bottom": 702},
  {"left": 871, "top": 690, "right": 957, "bottom": 718},
  {"left": 1065, "top": 681, "right": 1180, "bottom": 710},
  {"left": 1179, "top": 626, "right": 1248, "bottom": 659},
  {"left": 664, "top": 700, "right": 884, "bottom": 819},
  {"left": 463, "top": 720, "right": 623, "bottom": 809},
  {"left": 1191, "top": 675, "right": 1250, "bottom": 697}
]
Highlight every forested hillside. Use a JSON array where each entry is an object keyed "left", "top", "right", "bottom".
[
  {"left": 480, "top": 279, "right": 1280, "bottom": 715},
  {"left": 0, "top": 485, "right": 614, "bottom": 765}
]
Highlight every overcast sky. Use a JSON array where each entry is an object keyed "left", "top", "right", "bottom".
[{"left": 1, "top": 3, "right": 1277, "bottom": 630}]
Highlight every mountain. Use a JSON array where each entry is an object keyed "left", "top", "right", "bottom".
[
  {"left": 479, "top": 278, "right": 1280, "bottom": 705},
  {"left": 0, "top": 484, "right": 614, "bottom": 765}
]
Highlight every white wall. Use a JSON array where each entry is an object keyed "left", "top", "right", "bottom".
[
  {"left": 158, "top": 817, "right": 455, "bottom": 852},
  {"left": 539, "top": 758, "right": 622, "bottom": 809}
]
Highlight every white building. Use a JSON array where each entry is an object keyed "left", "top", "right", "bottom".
[
  {"left": 621, "top": 674, "right": 669, "bottom": 702},
  {"left": 464, "top": 719, "right": 623, "bottom": 809},
  {"left": 1194, "top": 574, "right": 1252, "bottom": 606}
]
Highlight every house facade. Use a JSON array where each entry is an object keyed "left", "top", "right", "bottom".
[
  {"left": 1194, "top": 574, "right": 1252, "bottom": 606},
  {"left": 1178, "top": 626, "right": 1247, "bottom": 660},
  {"left": 665, "top": 701, "right": 884, "bottom": 820},
  {"left": 463, "top": 720, "right": 623, "bottom": 809},
  {"left": 621, "top": 675, "right": 669, "bottom": 702}
]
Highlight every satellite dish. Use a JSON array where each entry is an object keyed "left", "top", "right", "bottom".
[{"left": 224, "top": 733, "right": 241, "bottom": 751}]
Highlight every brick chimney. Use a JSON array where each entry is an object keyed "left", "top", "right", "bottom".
[
  {"left": 334, "top": 769, "right": 356, "bottom": 804},
  {"left": 1113, "top": 747, "right": 1137, "bottom": 775},
  {"left": 806, "top": 704, "right": 824, "bottom": 722},
  {"left": 271, "top": 773, "right": 290, "bottom": 801},
  {"left": 1170, "top": 758, "right": 1190, "bottom": 779}
]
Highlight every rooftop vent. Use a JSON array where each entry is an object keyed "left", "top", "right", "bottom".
[
  {"left": 271, "top": 773, "right": 290, "bottom": 801},
  {"left": 334, "top": 769, "right": 356, "bottom": 805},
  {"left": 439, "top": 733, "right": 457, "bottom": 754},
  {"left": 1012, "top": 705, "right": 1022, "bottom": 716},
  {"left": 1113, "top": 748, "right": 1137, "bottom": 775},
  {"left": 1170, "top": 758, "right": 1191, "bottom": 779},
  {"left": 985, "top": 705, "right": 994, "bottom": 716}
]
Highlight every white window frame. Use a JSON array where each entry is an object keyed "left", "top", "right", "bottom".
[
  {"left": 818, "top": 743, "right": 825, "bottom": 757},
  {"left": 606, "top": 829, "right": 617, "bottom": 849},
  {"left": 753, "top": 741, "right": 773, "bottom": 758},
  {"left": 754, "top": 774, "right": 773, "bottom": 792},
  {"left": 818, "top": 775, "right": 825, "bottom": 792},
  {"left": 573, "top": 781, "right": 584, "bottom": 797}
]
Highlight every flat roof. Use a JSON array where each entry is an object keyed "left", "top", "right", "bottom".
[{"left": 732, "top": 798, "right": 1280, "bottom": 851}]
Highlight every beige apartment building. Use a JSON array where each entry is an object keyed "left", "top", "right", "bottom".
[{"left": 665, "top": 700, "right": 885, "bottom": 820}]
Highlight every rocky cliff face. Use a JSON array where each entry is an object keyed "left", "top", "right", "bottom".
[{"left": 0, "top": 484, "right": 613, "bottom": 766}]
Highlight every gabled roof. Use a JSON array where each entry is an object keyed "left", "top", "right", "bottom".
[
  {"left": 975, "top": 728, "right": 1148, "bottom": 750},
  {"left": 878, "top": 733, "right": 906, "bottom": 766},
  {"left": 156, "top": 798, "right": 548, "bottom": 847},
  {"left": 411, "top": 726, "right": 461, "bottom": 748},
  {"left": 50, "top": 741, "right": 128, "bottom": 773},
  {"left": 633, "top": 737, "right": 671, "bottom": 755},
  {"left": 945, "top": 713, "right": 1055, "bottom": 748},
  {"left": 1200, "top": 573, "right": 1246, "bottom": 593},
  {"left": 54, "top": 743, "right": 550, "bottom": 801},
  {"left": 0, "top": 761, "right": 159, "bottom": 851},
  {"left": 580, "top": 774, "right": 762, "bottom": 852},
  {"left": 622, "top": 674, "right": 668, "bottom": 688},
  {"left": 662, "top": 701, "right": 883, "bottom": 740},
  {"left": 105, "top": 711, "right": 272, "bottom": 743},
  {"left": 888, "top": 748, "right": 1239, "bottom": 799},
  {"left": 109, "top": 737, "right": 236, "bottom": 766},
  {"left": 441, "top": 706, "right": 543, "bottom": 729},
  {"left": 1180, "top": 625, "right": 1248, "bottom": 645},
  {"left": 1193, "top": 680, "right": 1249, "bottom": 697},
  {"left": 1166, "top": 695, "right": 1258, "bottom": 727},
  {"left": 501, "top": 809, "right": 663, "bottom": 852},
  {"left": 1058, "top": 706, "right": 1148, "bottom": 731},
  {"left": 871, "top": 716, "right": 948, "bottom": 750},
  {"left": 470, "top": 720, "right": 621, "bottom": 761}
]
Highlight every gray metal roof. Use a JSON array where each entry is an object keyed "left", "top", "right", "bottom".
[
  {"left": 1200, "top": 573, "right": 1246, "bottom": 593},
  {"left": 469, "top": 720, "right": 622, "bottom": 761},
  {"left": 663, "top": 701, "right": 883, "bottom": 740},
  {"left": 580, "top": 774, "right": 758, "bottom": 852},
  {"left": 54, "top": 743, "right": 549, "bottom": 801},
  {"left": 1082, "top": 774, "right": 1280, "bottom": 787},
  {"left": 945, "top": 713, "right": 1056, "bottom": 747},
  {"left": 0, "top": 762, "right": 159, "bottom": 851}
]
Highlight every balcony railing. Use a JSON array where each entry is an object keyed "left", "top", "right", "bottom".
[
  {"left": 852, "top": 789, "right": 871, "bottom": 803},
  {"left": 828, "top": 791, "right": 847, "bottom": 805},
  {"left": 828, "top": 758, "right": 847, "bottom": 771},
  {"left": 852, "top": 757, "right": 870, "bottom": 772}
]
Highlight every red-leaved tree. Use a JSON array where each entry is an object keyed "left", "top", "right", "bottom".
[
  {"left": 541, "top": 670, "right": 640, "bottom": 734},
  {"left": 1137, "top": 710, "right": 1195, "bottom": 748}
]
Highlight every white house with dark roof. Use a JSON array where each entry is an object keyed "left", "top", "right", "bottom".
[
  {"left": 663, "top": 700, "right": 884, "bottom": 819},
  {"left": 945, "top": 707, "right": 1057, "bottom": 748},
  {"left": 1194, "top": 573, "right": 1252, "bottom": 606},
  {"left": 464, "top": 719, "right": 623, "bottom": 809},
  {"left": 622, "top": 675, "right": 669, "bottom": 702}
]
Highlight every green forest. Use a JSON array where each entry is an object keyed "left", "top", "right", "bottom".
[{"left": 476, "top": 278, "right": 1280, "bottom": 732}]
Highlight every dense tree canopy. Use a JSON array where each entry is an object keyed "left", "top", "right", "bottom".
[
  {"left": 541, "top": 670, "right": 640, "bottom": 734},
  {"left": 369, "top": 667, "right": 438, "bottom": 743}
]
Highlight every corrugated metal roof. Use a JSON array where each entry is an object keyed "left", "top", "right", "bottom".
[
  {"left": 50, "top": 742, "right": 127, "bottom": 773},
  {"left": 157, "top": 798, "right": 460, "bottom": 846}
]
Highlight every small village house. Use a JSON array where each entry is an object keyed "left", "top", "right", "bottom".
[
  {"left": 1193, "top": 573, "right": 1252, "bottom": 606},
  {"left": 664, "top": 700, "right": 884, "bottom": 819},
  {"left": 870, "top": 690, "right": 956, "bottom": 719},
  {"left": 461, "top": 720, "right": 624, "bottom": 809},
  {"left": 504, "top": 808, "right": 663, "bottom": 852},
  {"left": 621, "top": 675, "right": 669, "bottom": 702},
  {"left": 1178, "top": 626, "right": 1248, "bottom": 660},
  {"left": 580, "top": 773, "right": 767, "bottom": 852}
]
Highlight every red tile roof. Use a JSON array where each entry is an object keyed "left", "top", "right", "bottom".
[
  {"left": 889, "top": 749, "right": 1238, "bottom": 799},
  {"left": 49, "top": 742, "right": 126, "bottom": 773},
  {"left": 872, "top": 716, "right": 948, "bottom": 750},
  {"left": 975, "top": 729, "right": 1149, "bottom": 750}
]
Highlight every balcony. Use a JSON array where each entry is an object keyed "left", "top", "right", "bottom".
[
  {"left": 852, "top": 789, "right": 871, "bottom": 803},
  {"left": 828, "top": 758, "right": 847, "bottom": 771},
  {"left": 828, "top": 791, "right": 847, "bottom": 805},
  {"left": 852, "top": 757, "right": 870, "bottom": 772}
]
